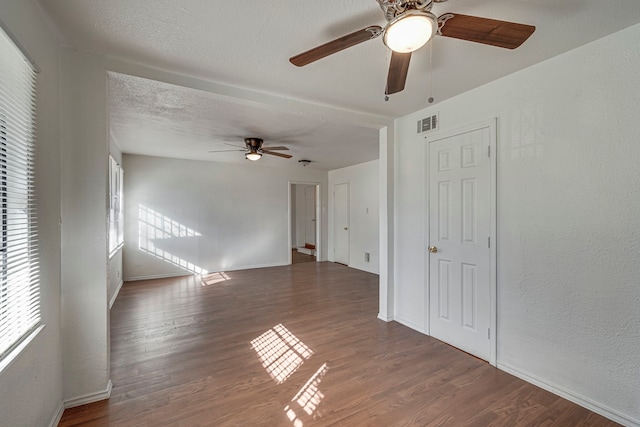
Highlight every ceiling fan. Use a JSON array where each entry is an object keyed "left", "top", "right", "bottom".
[
  {"left": 289, "top": 0, "right": 535, "bottom": 96},
  {"left": 209, "top": 137, "right": 293, "bottom": 161}
]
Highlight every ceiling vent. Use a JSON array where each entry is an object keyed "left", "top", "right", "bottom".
[{"left": 417, "top": 113, "right": 438, "bottom": 133}]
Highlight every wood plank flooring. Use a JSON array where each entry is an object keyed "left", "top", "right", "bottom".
[
  {"left": 291, "top": 249, "right": 315, "bottom": 264},
  {"left": 59, "top": 262, "right": 618, "bottom": 426}
]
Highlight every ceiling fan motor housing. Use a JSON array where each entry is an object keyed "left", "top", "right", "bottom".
[
  {"left": 377, "top": 0, "right": 433, "bottom": 21},
  {"left": 244, "top": 137, "right": 264, "bottom": 150}
]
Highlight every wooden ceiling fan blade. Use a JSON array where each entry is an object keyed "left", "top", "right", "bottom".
[
  {"left": 385, "top": 51, "right": 412, "bottom": 95},
  {"left": 290, "top": 26, "right": 383, "bottom": 67},
  {"left": 437, "top": 13, "right": 535, "bottom": 49},
  {"left": 224, "top": 142, "right": 246, "bottom": 148},
  {"left": 262, "top": 150, "right": 293, "bottom": 159},
  {"left": 262, "top": 146, "right": 289, "bottom": 151}
]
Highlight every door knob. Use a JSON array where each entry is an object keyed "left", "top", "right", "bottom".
[
  {"left": 344, "top": 227, "right": 348, "bottom": 230},
  {"left": 428, "top": 246, "right": 438, "bottom": 254}
]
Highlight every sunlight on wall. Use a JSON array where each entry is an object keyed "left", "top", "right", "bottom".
[
  {"left": 250, "top": 324, "right": 313, "bottom": 385},
  {"left": 138, "top": 204, "right": 207, "bottom": 274},
  {"left": 284, "top": 363, "right": 329, "bottom": 426}
]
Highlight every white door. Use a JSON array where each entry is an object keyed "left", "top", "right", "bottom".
[
  {"left": 334, "top": 183, "right": 349, "bottom": 265},
  {"left": 428, "top": 126, "right": 492, "bottom": 361},
  {"left": 305, "top": 186, "right": 316, "bottom": 247}
]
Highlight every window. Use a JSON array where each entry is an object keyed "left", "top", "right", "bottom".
[
  {"left": 108, "top": 155, "right": 124, "bottom": 256},
  {"left": 0, "top": 26, "right": 40, "bottom": 362}
]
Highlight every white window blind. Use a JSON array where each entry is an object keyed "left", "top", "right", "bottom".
[{"left": 0, "top": 26, "right": 40, "bottom": 361}]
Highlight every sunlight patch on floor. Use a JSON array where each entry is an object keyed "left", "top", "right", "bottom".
[
  {"left": 284, "top": 363, "right": 329, "bottom": 426},
  {"left": 250, "top": 324, "right": 313, "bottom": 384},
  {"left": 200, "top": 271, "right": 230, "bottom": 286}
]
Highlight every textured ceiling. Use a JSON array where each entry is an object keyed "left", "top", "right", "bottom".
[
  {"left": 109, "top": 73, "right": 380, "bottom": 170},
  {"left": 39, "top": 0, "right": 640, "bottom": 168}
]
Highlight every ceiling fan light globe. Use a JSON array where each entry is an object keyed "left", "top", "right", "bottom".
[
  {"left": 384, "top": 11, "right": 436, "bottom": 53},
  {"left": 246, "top": 152, "right": 262, "bottom": 161}
]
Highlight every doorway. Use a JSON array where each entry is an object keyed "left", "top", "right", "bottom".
[
  {"left": 426, "top": 119, "right": 497, "bottom": 364},
  {"left": 289, "top": 182, "right": 320, "bottom": 264}
]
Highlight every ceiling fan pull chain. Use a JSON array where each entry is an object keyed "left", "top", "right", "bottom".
[{"left": 428, "top": 40, "right": 434, "bottom": 104}]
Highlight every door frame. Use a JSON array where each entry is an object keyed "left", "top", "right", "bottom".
[
  {"left": 304, "top": 186, "right": 317, "bottom": 248},
  {"left": 288, "top": 181, "right": 321, "bottom": 264},
  {"left": 424, "top": 118, "right": 498, "bottom": 366}
]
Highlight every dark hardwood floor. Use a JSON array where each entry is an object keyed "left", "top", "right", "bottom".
[
  {"left": 292, "top": 249, "right": 316, "bottom": 264},
  {"left": 59, "top": 262, "right": 618, "bottom": 426}
]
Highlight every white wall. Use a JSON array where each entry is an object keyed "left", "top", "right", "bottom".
[
  {"left": 394, "top": 24, "right": 640, "bottom": 425},
  {"left": 0, "top": 2, "right": 64, "bottom": 426},
  {"left": 329, "top": 160, "right": 380, "bottom": 274},
  {"left": 60, "top": 47, "right": 111, "bottom": 404},
  {"left": 123, "top": 154, "right": 328, "bottom": 280}
]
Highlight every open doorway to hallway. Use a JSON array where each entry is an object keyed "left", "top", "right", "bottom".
[{"left": 289, "top": 182, "right": 320, "bottom": 264}]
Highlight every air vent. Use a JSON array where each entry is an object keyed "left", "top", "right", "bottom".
[{"left": 417, "top": 113, "right": 439, "bottom": 134}]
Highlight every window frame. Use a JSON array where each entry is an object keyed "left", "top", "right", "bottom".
[
  {"left": 108, "top": 155, "right": 124, "bottom": 258},
  {"left": 0, "top": 24, "right": 42, "bottom": 369}
]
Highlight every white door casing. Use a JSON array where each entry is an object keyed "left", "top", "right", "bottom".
[
  {"left": 288, "top": 182, "right": 321, "bottom": 264},
  {"left": 305, "top": 186, "right": 316, "bottom": 247},
  {"left": 334, "top": 183, "right": 349, "bottom": 265},
  {"left": 427, "top": 120, "right": 496, "bottom": 363}
]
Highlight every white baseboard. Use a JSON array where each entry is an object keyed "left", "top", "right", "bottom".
[
  {"left": 48, "top": 401, "right": 65, "bottom": 427},
  {"left": 125, "top": 262, "right": 294, "bottom": 282},
  {"left": 498, "top": 362, "right": 639, "bottom": 427},
  {"left": 378, "top": 313, "right": 393, "bottom": 322},
  {"left": 109, "top": 279, "right": 124, "bottom": 309},
  {"left": 346, "top": 263, "right": 380, "bottom": 275},
  {"left": 124, "top": 271, "right": 193, "bottom": 282},
  {"left": 64, "top": 380, "right": 112, "bottom": 409},
  {"left": 222, "top": 261, "right": 289, "bottom": 271},
  {"left": 393, "top": 315, "right": 427, "bottom": 334}
]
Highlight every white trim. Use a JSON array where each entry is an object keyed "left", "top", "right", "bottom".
[
  {"left": 124, "top": 271, "right": 191, "bottom": 282},
  {"left": 498, "top": 362, "right": 639, "bottom": 427},
  {"left": 0, "top": 20, "right": 40, "bottom": 72},
  {"left": 109, "top": 279, "right": 124, "bottom": 309},
  {"left": 108, "top": 242, "right": 124, "bottom": 260},
  {"left": 377, "top": 313, "right": 393, "bottom": 322},
  {"left": 124, "top": 261, "right": 291, "bottom": 282},
  {"left": 64, "top": 380, "right": 113, "bottom": 409},
  {"left": 423, "top": 118, "right": 498, "bottom": 366},
  {"left": 288, "top": 181, "right": 322, "bottom": 266},
  {"left": 0, "top": 324, "right": 45, "bottom": 374},
  {"left": 347, "top": 264, "right": 379, "bottom": 275},
  {"left": 489, "top": 118, "right": 498, "bottom": 367},
  {"left": 394, "top": 315, "right": 427, "bottom": 334},
  {"left": 295, "top": 247, "right": 315, "bottom": 256},
  {"left": 48, "top": 402, "right": 65, "bottom": 427},
  {"left": 213, "top": 261, "right": 290, "bottom": 272}
]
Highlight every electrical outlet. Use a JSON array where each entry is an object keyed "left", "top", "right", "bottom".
[{"left": 365, "top": 252, "right": 370, "bottom": 262}]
